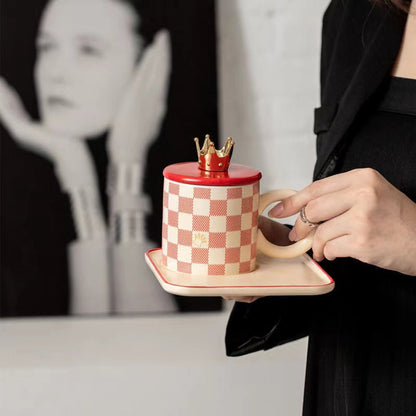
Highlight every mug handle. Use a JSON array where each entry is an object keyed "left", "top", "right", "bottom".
[{"left": 257, "top": 189, "right": 315, "bottom": 259}]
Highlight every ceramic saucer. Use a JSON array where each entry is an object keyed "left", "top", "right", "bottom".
[{"left": 145, "top": 248, "right": 334, "bottom": 297}]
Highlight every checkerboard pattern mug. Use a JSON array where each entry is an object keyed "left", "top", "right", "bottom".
[
  {"left": 161, "top": 179, "right": 315, "bottom": 276},
  {"left": 162, "top": 179, "right": 260, "bottom": 275},
  {"left": 161, "top": 136, "right": 314, "bottom": 276}
]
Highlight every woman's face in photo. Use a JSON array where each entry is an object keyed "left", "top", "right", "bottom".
[{"left": 35, "top": 0, "right": 142, "bottom": 138}]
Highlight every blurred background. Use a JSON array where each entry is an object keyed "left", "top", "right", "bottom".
[{"left": 0, "top": 0, "right": 329, "bottom": 414}]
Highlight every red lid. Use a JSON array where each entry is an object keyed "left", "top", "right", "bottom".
[{"left": 163, "top": 162, "right": 261, "bottom": 186}]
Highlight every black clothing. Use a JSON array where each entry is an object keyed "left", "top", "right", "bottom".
[
  {"left": 313, "top": 0, "right": 406, "bottom": 180},
  {"left": 378, "top": 77, "right": 416, "bottom": 117},
  {"left": 0, "top": 135, "right": 108, "bottom": 317},
  {"left": 225, "top": 1, "right": 416, "bottom": 415},
  {"left": 0, "top": 133, "right": 73, "bottom": 316},
  {"left": 303, "top": 78, "right": 416, "bottom": 416}
]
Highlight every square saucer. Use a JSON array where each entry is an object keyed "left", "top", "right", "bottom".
[{"left": 145, "top": 248, "right": 334, "bottom": 297}]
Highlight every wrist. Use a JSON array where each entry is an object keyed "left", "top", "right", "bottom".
[
  {"left": 108, "top": 162, "right": 144, "bottom": 195},
  {"left": 108, "top": 163, "right": 151, "bottom": 243},
  {"left": 69, "top": 188, "right": 107, "bottom": 240},
  {"left": 110, "top": 211, "right": 146, "bottom": 244}
]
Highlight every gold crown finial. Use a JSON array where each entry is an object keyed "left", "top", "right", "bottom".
[{"left": 194, "top": 135, "right": 234, "bottom": 172}]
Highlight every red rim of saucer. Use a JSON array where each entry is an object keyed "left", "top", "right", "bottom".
[{"left": 145, "top": 248, "right": 335, "bottom": 289}]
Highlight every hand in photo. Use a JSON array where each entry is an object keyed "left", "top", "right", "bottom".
[
  {"left": 0, "top": 77, "right": 97, "bottom": 191},
  {"left": 108, "top": 30, "right": 171, "bottom": 165}
]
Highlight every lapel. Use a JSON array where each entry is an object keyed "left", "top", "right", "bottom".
[{"left": 313, "top": 5, "right": 407, "bottom": 180}]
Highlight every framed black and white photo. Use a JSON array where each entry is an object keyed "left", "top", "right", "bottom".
[{"left": 0, "top": 0, "right": 221, "bottom": 316}]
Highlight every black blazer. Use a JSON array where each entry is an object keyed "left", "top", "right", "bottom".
[
  {"left": 314, "top": 0, "right": 406, "bottom": 180},
  {"left": 225, "top": 0, "right": 407, "bottom": 357}
]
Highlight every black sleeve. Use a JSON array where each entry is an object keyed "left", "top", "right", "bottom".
[
  {"left": 225, "top": 294, "right": 324, "bottom": 357},
  {"left": 319, "top": 0, "right": 346, "bottom": 99}
]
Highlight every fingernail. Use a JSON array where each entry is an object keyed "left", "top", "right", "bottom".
[
  {"left": 269, "top": 203, "right": 283, "bottom": 217},
  {"left": 288, "top": 229, "right": 297, "bottom": 241}
]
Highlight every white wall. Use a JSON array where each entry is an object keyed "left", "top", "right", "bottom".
[{"left": 217, "top": 0, "right": 330, "bottom": 192}]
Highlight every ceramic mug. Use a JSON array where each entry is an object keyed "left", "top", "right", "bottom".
[{"left": 161, "top": 178, "right": 314, "bottom": 276}]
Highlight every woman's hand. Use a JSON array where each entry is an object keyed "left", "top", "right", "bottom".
[
  {"left": 269, "top": 168, "right": 416, "bottom": 276},
  {"left": 108, "top": 30, "right": 171, "bottom": 165},
  {"left": 0, "top": 77, "right": 96, "bottom": 191}
]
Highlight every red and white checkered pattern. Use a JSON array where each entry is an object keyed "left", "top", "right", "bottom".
[{"left": 162, "top": 179, "right": 260, "bottom": 276}]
